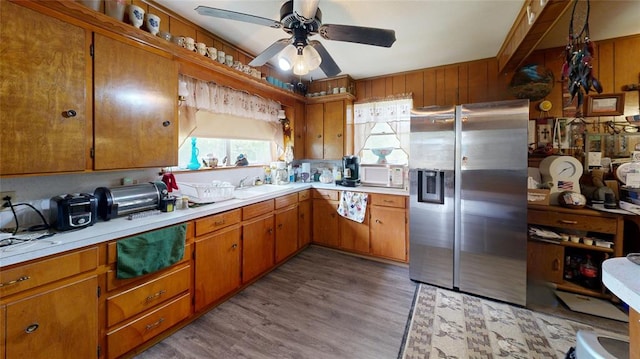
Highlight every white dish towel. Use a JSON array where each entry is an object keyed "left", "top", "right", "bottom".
[{"left": 337, "top": 191, "right": 368, "bottom": 223}]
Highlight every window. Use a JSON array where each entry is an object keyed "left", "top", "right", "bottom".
[
  {"left": 354, "top": 97, "right": 412, "bottom": 165},
  {"left": 178, "top": 137, "right": 273, "bottom": 168}
]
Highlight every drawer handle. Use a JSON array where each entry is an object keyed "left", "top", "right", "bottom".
[
  {"left": 145, "top": 317, "right": 165, "bottom": 331},
  {"left": 552, "top": 259, "right": 560, "bottom": 271},
  {"left": 0, "top": 275, "right": 30, "bottom": 288},
  {"left": 383, "top": 200, "right": 394, "bottom": 203},
  {"left": 25, "top": 323, "right": 39, "bottom": 334},
  {"left": 145, "top": 289, "right": 166, "bottom": 303},
  {"left": 559, "top": 220, "right": 578, "bottom": 225},
  {"left": 214, "top": 219, "right": 225, "bottom": 226}
]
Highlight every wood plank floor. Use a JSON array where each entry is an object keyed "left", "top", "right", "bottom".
[{"left": 134, "top": 246, "right": 417, "bottom": 359}]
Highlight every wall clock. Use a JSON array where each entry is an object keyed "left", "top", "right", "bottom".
[{"left": 539, "top": 155, "right": 583, "bottom": 204}]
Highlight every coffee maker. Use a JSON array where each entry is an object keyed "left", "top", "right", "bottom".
[{"left": 341, "top": 155, "right": 361, "bottom": 187}]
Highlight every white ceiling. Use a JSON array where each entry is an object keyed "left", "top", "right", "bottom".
[{"left": 153, "top": 0, "right": 640, "bottom": 81}]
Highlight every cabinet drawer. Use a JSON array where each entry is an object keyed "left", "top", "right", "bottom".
[
  {"left": 528, "top": 210, "right": 618, "bottom": 234},
  {"left": 298, "top": 189, "right": 311, "bottom": 201},
  {"left": 370, "top": 194, "right": 406, "bottom": 208},
  {"left": 275, "top": 193, "right": 298, "bottom": 209},
  {"left": 106, "top": 293, "right": 191, "bottom": 359},
  {"left": 313, "top": 189, "right": 339, "bottom": 200},
  {"left": 0, "top": 246, "right": 99, "bottom": 297},
  {"left": 195, "top": 209, "right": 241, "bottom": 236},
  {"left": 242, "top": 199, "right": 274, "bottom": 220},
  {"left": 106, "top": 264, "right": 191, "bottom": 327}
]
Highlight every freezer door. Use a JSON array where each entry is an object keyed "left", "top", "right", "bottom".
[
  {"left": 409, "top": 169, "right": 455, "bottom": 288},
  {"left": 457, "top": 100, "right": 528, "bottom": 306},
  {"left": 410, "top": 106, "right": 455, "bottom": 171}
]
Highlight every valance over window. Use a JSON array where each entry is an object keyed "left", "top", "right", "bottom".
[{"left": 178, "top": 75, "right": 283, "bottom": 149}]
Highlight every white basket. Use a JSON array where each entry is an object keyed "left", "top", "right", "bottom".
[{"left": 178, "top": 182, "right": 235, "bottom": 203}]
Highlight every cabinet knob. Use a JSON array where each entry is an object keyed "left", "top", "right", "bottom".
[
  {"left": 337, "top": 133, "right": 342, "bottom": 138},
  {"left": 231, "top": 243, "right": 238, "bottom": 249},
  {"left": 317, "top": 134, "right": 322, "bottom": 139},
  {"left": 375, "top": 219, "right": 382, "bottom": 224},
  {"left": 162, "top": 120, "right": 171, "bottom": 127},
  {"left": 268, "top": 228, "right": 273, "bottom": 234},
  {"left": 278, "top": 223, "right": 283, "bottom": 229},
  {"left": 25, "top": 323, "right": 39, "bottom": 334},
  {"left": 62, "top": 109, "right": 77, "bottom": 118}
]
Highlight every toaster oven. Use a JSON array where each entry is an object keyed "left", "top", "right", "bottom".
[{"left": 360, "top": 164, "right": 406, "bottom": 188}]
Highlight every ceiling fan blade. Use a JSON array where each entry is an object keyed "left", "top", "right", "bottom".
[
  {"left": 195, "top": 6, "right": 281, "bottom": 28},
  {"left": 308, "top": 40, "right": 341, "bottom": 77},
  {"left": 319, "top": 24, "right": 396, "bottom": 47},
  {"left": 293, "top": 0, "right": 320, "bottom": 23},
  {"left": 248, "top": 38, "right": 291, "bottom": 67}
]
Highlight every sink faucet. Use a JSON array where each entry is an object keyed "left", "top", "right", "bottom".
[{"left": 238, "top": 176, "right": 249, "bottom": 188}]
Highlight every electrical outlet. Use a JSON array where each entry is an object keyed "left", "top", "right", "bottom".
[{"left": 1, "top": 191, "right": 16, "bottom": 205}]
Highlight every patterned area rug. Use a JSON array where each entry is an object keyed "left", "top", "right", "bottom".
[{"left": 399, "top": 284, "right": 628, "bottom": 359}]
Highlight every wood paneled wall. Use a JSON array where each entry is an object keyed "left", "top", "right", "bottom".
[{"left": 355, "top": 34, "right": 640, "bottom": 117}]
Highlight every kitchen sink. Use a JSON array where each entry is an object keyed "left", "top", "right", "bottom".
[{"left": 233, "top": 185, "right": 287, "bottom": 199}]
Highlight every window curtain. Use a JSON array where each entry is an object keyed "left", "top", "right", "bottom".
[
  {"left": 178, "top": 75, "right": 283, "bottom": 151},
  {"left": 353, "top": 96, "right": 412, "bottom": 159}
]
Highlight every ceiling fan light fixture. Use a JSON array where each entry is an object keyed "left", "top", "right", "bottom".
[
  {"left": 302, "top": 44, "right": 322, "bottom": 70},
  {"left": 277, "top": 44, "right": 298, "bottom": 71},
  {"left": 292, "top": 54, "right": 309, "bottom": 75}
]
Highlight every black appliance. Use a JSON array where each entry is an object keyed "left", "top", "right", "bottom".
[
  {"left": 340, "top": 155, "right": 361, "bottom": 187},
  {"left": 93, "top": 182, "right": 167, "bottom": 220},
  {"left": 49, "top": 193, "right": 98, "bottom": 231}
]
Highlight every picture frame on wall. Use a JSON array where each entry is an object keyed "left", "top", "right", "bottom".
[{"left": 584, "top": 93, "right": 625, "bottom": 116}]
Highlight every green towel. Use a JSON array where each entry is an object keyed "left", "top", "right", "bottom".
[{"left": 116, "top": 223, "right": 186, "bottom": 279}]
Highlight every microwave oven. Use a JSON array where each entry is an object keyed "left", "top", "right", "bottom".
[{"left": 360, "top": 164, "right": 406, "bottom": 188}]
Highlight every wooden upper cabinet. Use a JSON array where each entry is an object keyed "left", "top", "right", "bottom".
[
  {"left": 93, "top": 33, "right": 178, "bottom": 170},
  {"left": 323, "top": 100, "right": 345, "bottom": 159},
  {"left": 304, "top": 99, "right": 348, "bottom": 160},
  {"left": 305, "top": 103, "right": 324, "bottom": 159},
  {"left": 0, "top": 0, "right": 88, "bottom": 175}
]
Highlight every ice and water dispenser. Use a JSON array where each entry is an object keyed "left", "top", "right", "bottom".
[{"left": 417, "top": 170, "right": 445, "bottom": 204}]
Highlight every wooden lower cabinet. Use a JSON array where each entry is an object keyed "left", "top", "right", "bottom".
[
  {"left": 631, "top": 308, "right": 639, "bottom": 359},
  {"left": 106, "top": 293, "right": 191, "bottom": 359},
  {"left": 298, "top": 197, "right": 312, "bottom": 247},
  {"left": 527, "top": 240, "right": 564, "bottom": 283},
  {"left": 370, "top": 203, "right": 407, "bottom": 262},
  {"left": 340, "top": 214, "right": 370, "bottom": 254},
  {"left": 242, "top": 214, "right": 275, "bottom": 283},
  {"left": 275, "top": 204, "right": 299, "bottom": 263},
  {"left": 312, "top": 198, "right": 340, "bottom": 248},
  {"left": 194, "top": 225, "right": 241, "bottom": 311},
  {"left": 5, "top": 276, "right": 98, "bottom": 359}
]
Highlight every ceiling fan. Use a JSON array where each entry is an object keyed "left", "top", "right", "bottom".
[{"left": 195, "top": 0, "right": 396, "bottom": 77}]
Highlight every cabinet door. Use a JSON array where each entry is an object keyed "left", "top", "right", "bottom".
[
  {"left": 293, "top": 101, "right": 306, "bottom": 160},
  {"left": 195, "top": 225, "right": 241, "bottom": 311},
  {"left": 305, "top": 103, "right": 324, "bottom": 159},
  {"left": 298, "top": 199, "right": 312, "bottom": 247},
  {"left": 323, "top": 100, "right": 345, "bottom": 159},
  {"left": 6, "top": 276, "right": 98, "bottom": 359},
  {"left": 527, "top": 241, "right": 564, "bottom": 284},
  {"left": 0, "top": 305, "right": 5, "bottom": 359},
  {"left": 340, "top": 214, "right": 370, "bottom": 254},
  {"left": 93, "top": 33, "right": 178, "bottom": 170},
  {"left": 242, "top": 215, "right": 275, "bottom": 283},
  {"left": 312, "top": 199, "right": 340, "bottom": 248},
  {"left": 0, "top": 1, "right": 87, "bottom": 175},
  {"left": 370, "top": 206, "right": 407, "bottom": 261},
  {"left": 275, "top": 205, "right": 299, "bottom": 263}
]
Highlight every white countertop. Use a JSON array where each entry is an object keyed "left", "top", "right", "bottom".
[
  {"left": 602, "top": 257, "right": 640, "bottom": 312},
  {"left": 0, "top": 183, "right": 407, "bottom": 267}
]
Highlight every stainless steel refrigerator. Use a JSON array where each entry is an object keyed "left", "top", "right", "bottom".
[{"left": 409, "top": 99, "right": 529, "bottom": 306}]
